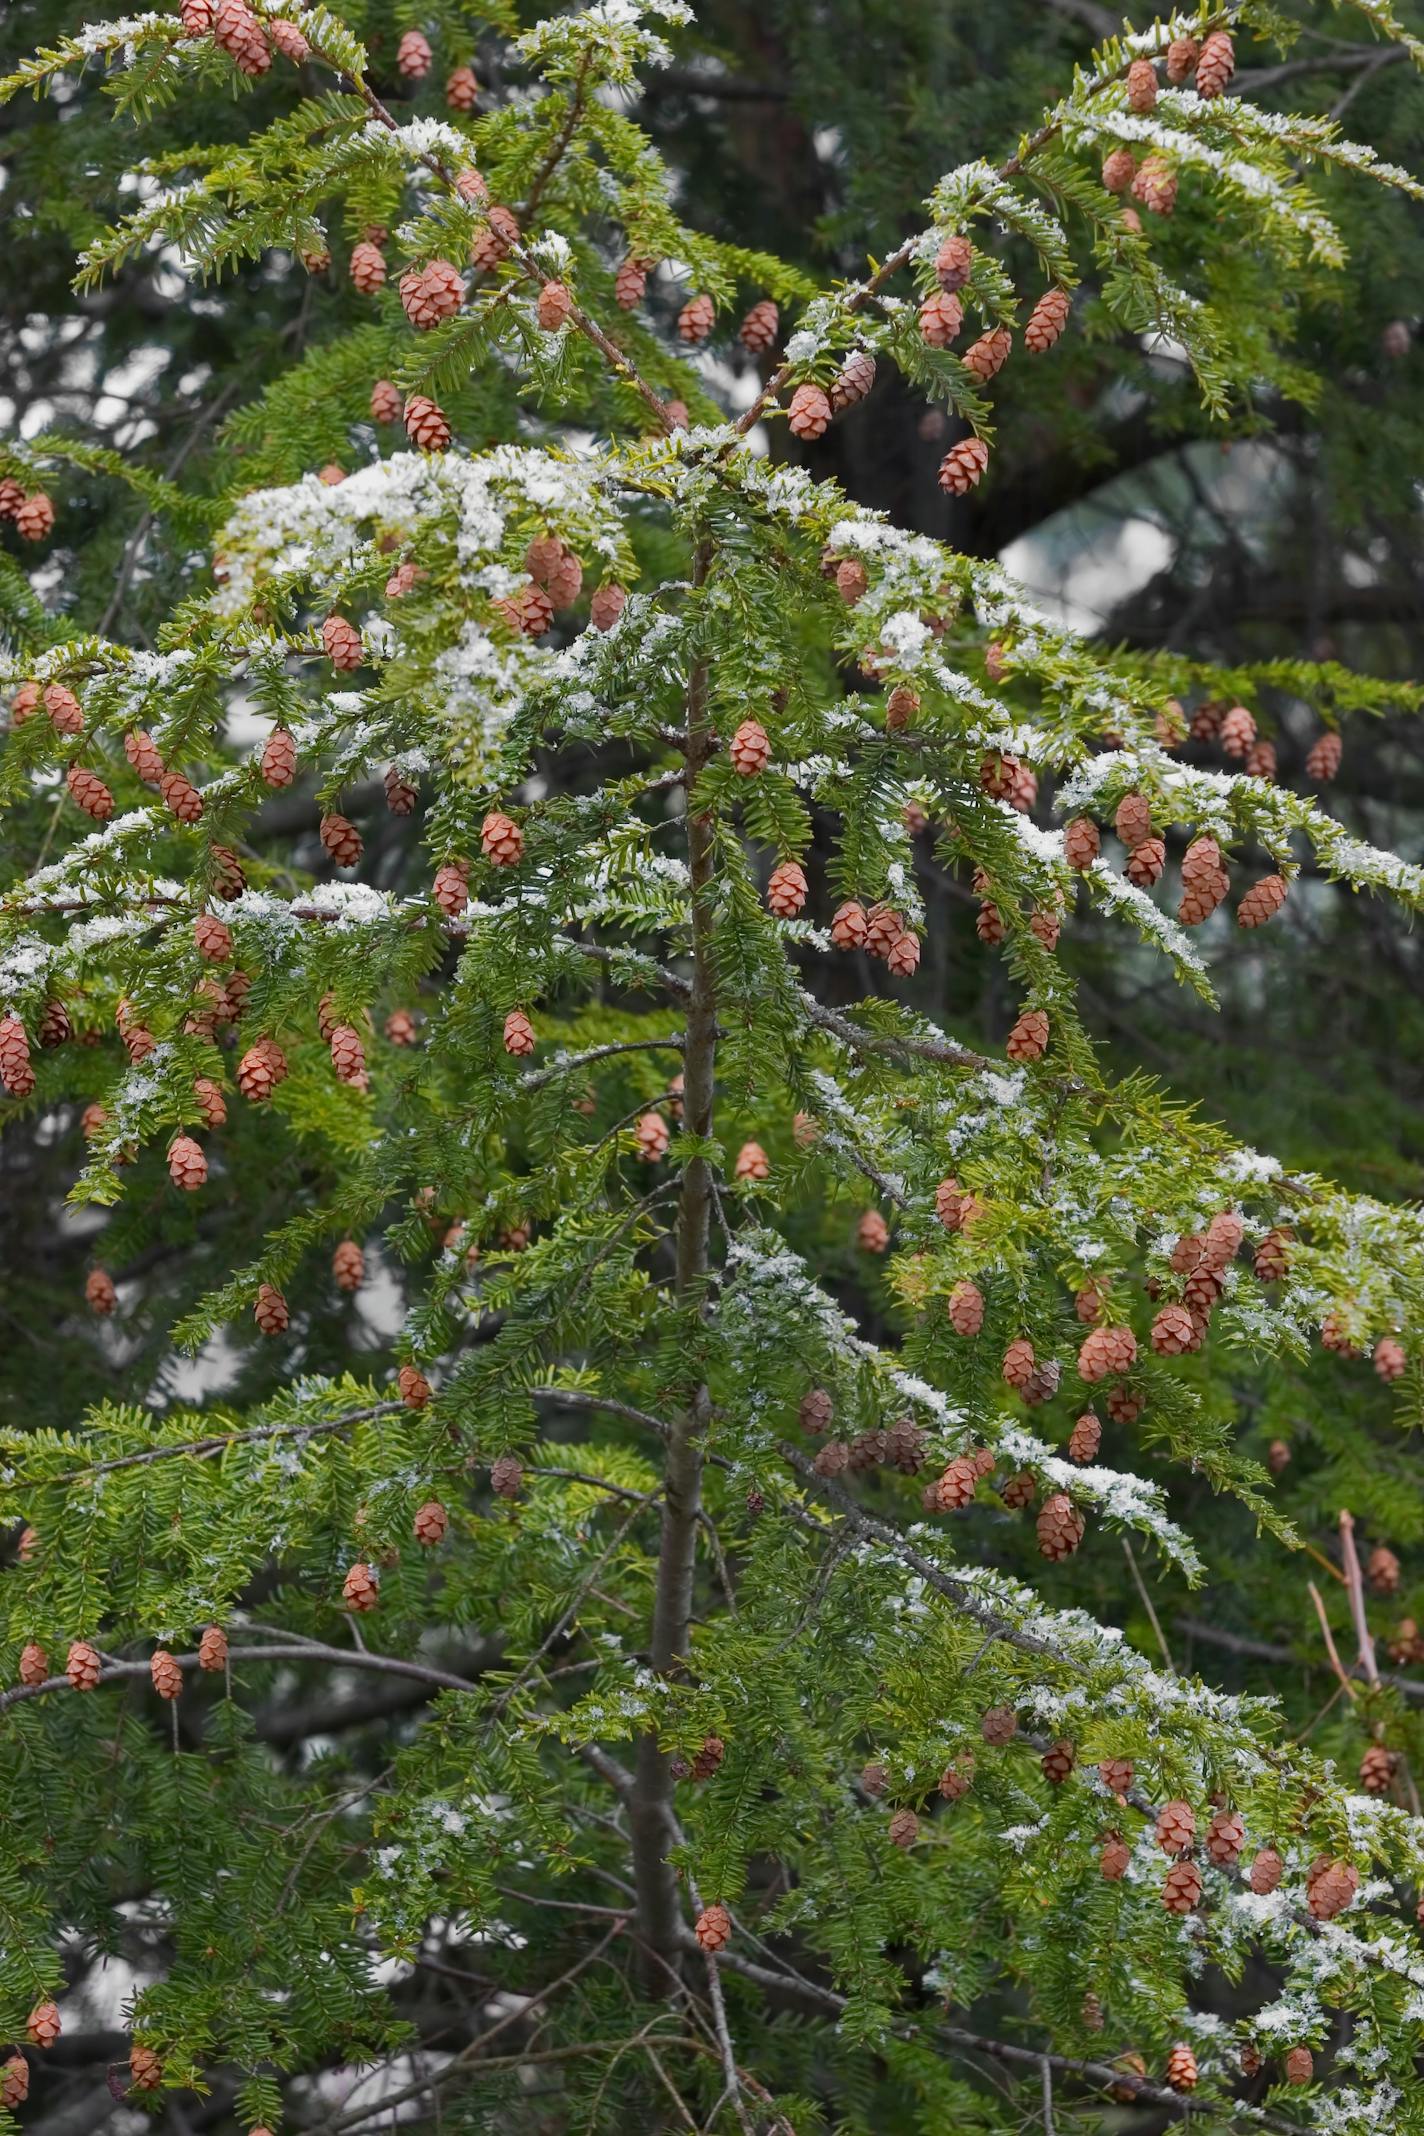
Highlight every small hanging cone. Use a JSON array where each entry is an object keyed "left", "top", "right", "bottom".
[
  {"left": 129, "top": 2044, "right": 163, "bottom": 2092},
  {"left": 1151, "top": 1304, "right": 1200, "bottom": 1356},
  {"left": 67, "top": 765, "right": 114, "bottom": 821},
  {"left": 614, "top": 256, "right": 649, "bottom": 309},
  {"left": 1155, "top": 1799, "right": 1195, "bottom": 1856},
  {"left": 370, "top": 378, "right": 401, "bottom": 423},
  {"left": 1078, "top": 1324, "right": 1136, "bottom": 1380},
  {"left": 918, "top": 290, "right": 963, "bottom": 347},
  {"left": 1205, "top": 1807, "right": 1244, "bottom": 1865},
  {"left": 1284, "top": 2047, "right": 1313, "bottom": 2085},
  {"left": 66, "top": 1640, "right": 101, "bottom": 1691},
  {"left": 1375, "top": 1337, "right": 1407, "bottom": 1383},
  {"left": 490, "top": 1452, "right": 523, "bottom": 1499},
  {"left": 384, "top": 765, "right": 418, "bottom": 815},
  {"left": 44, "top": 684, "right": 83, "bottom": 734},
  {"left": 253, "top": 1283, "right": 289, "bottom": 1335},
  {"left": 1098, "top": 1755, "right": 1133, "bottom": 1796},
  {"left": 635, "top": 1112, "right": 670, "bottom": 1161},
  {"left": 330, "top": 1024, "right": 367, "bottom": 1084},
  {"left": 980, "top": 1705, "right": 1017, "bottom": 1745},
  {"left": 729, "top": 720, "right": 771, "bottom": 776},
  {"left": 396, "top": 27, "right": 431, "bottom": 74},
  {"left": 948, "top": 1280, "right": 984, "bottom": 1336},
  {"left": 1359, "top": 1744, "right": 1395, "bottom": 1794},
  {"left": 1000, "top": 1470, "right": 1035, "bottom": 1509},
  {"left": 321, "top": 614, "right": 362, "bottom": 671},
  {"left": 830, "top": 900, "right": 868, "bottom": 948},
  {"left": 1075, "top": 1281, "right": 1105, "bottom": 1324},
  {"left": 1166, "top": 34, "right": 1199, "bottom": 82},
  {"left": 168, "top": 1136, "right": 207, "bottom": 1191},
  {"left": 590, "top": 583, "right": 627, "bottom": 631},
  {"left": 934, "top": 234, "right": 974, "bottom": 291},
  {"left": 857, "top": 1209, "right": 889, "bottom": 1253},
  {"left": 446, "top": 64, "right": 478, "bottom": 109},
  {"left": 18, "top": 1643, "right": 48, "bottom": 1687},
  {"left": 193, "top": 1078, "right": 226, "bottom": 1128},
  {"left": 1161, "top": 1860, "right": 1202, "bottom": 1913},
  {"left": 150, "top": 1649, "right": 182, "bottom": 1700},
  {"left": 349, "top": 241, "right": 386, "bottom": 294},
  {"left": 1006, "top": 1009, "right": 1048, "bottom": 1062},
  {"left": 788, "top": 385, "right": 832, "bottom": 440},
  {"left": 739, "top": 299, "right": 779, "bottom": 353},
  {"left": 694, "top": 1901, "right": 732, "bottom": 1950},
  {"left": 886, "top": 684, "right": 918, "bottom": 730},
  {"left": 199, "top": 1625, "right": 228, "bottom": 1671},
  {"left": 887, "top": 1807, "right": 918, "bottom": 1848},
  {"left": 1126, "top": 838, "right": 1165, "bottom": 888},
  {"left": 1125, "top": 57, "right": 1157, "bottom": 111},
  {"left": 938, "top": 438, "right": 989, "bottom": 494},
  {"left": 320, "top": 812, "right": 363, "bottom": 866},
  {"left": 0, "top": 1015, "right": 34, "bottom": 1097},
  {"left": 734, "top": 1141, "right": 770, "bottom": 1182},
  {"left": 1041, "top": 1739, "right": 1075, "bottom": 1784},
  {"left": 1253, "top": 1227, "right": 1291, "bottom": 1282},
  {"left": 1002, "top": 1337, "right": 1036, "bottom": 1390},
  {"left": 677, "top": 293, "right": 715, "bottom": 343},
  {"left": 1165, "top": 2045, "right": 1198, "bottom": 2094},
  {"left": 1, "top": 2058, "right": 27, "bottom": 2109},
  {"left": 26, "top": 2003, "right": 59, "bottom": 2050},
  {"left": 481, "top": 811, "right": 524, "bottom": 865},
  {"left": 864, "top": 904, "right": 902, "bottom": 959},
  {"left": 433, "top": 860, "right": 470, "bottom": 915},
  {"left": 835, "top": 557, "right": 868, "bottom": 604},
  {"left": 938, "top": 1752, "right": 975, "bottom": 1800},
  {"left": 766, "top": 861, "right": 807, "bottom": 916},
  {"left": 1064, "top": 817, "right": 1100, "bottom": 870},
  {"left": 962, "top": 328, "right": 1011, "bottom": 382},
  {"left": 414, "top": 1499, "right": 448, "bottom": 1546},
  {"left": 1100, "top": 1836, "right": 1130, "bottom": 1879},
  {"left": 16, "top": 493, "right": 56, "bottom": 541},
  {"left": 85, "top": 1269, "right": 117, "bottom": 1316},
  {"left": 830, "top": 349, "right": 876, "bottom": 409},
  {"left": 692, "top": 1734, "right": 725, "bottom": 1779},
  {"left": 1306, "top": 1856, "right": 1358, "bottom": 1919},
  {"left": 342, "top": 1561, "right": 379, "bottom": 1612},
  {"left": 1219, "top": 705, "right": 1256, "bottom": 758},
  {"left": 1237, "top": 874, "right": 1288, "bottom": 929},
  {"left": 398, "top": 1363, "right": 431, "bottom": 1410},
  {"left": 1024, "top": 287, "right": 1070, "bottom": 354},
  {"left": 1068, "top": 1411, "right": 1101, "bottom": 1463},
  {"left": 1306, "top": 732, "right": 1341, "bottom": 782},
  {"left": 886, "top": 930, "right": 920, "bottom": 977},
  {"left": 332, "top": 1239, "right": 365, "bottom": 1292},
  {"left": 1195, "top": 28, "right": 1235, "bottom": 97},
  {"left": 1115, "top": 792, "right": 1152, "bottom": 848},
  {"left": 1367, "top": 1544, "right": 1401, "bottom": 1593},
  {"left": 1249, "top": 1846, "right": 1283, "bottom": 1894},
  {"left": 502, "top": 1009, "right": 535, "bottom": 1057},
  {"left": 799, "top": 1388, "right": 832, "bottom": 1434},
  {"left": 1132, "top": 157, "right": 1177, "bottom": 216},
  {"left": 194, "top": 913, "right": 233, "bottom": 962},
  {"left": 1036, "top": 1493, "right": 1085, "bottom": 1560}
]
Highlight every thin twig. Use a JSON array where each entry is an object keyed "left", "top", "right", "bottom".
[
  {"left": 1307, "top": 1580, "right": 1359, "bottom": 1703},
  {"left": 1337, "top": 1509, "right": 1380, "bottom": 1687},
  {"left": 1122, "top": 1536, "right": 1174, "bottom": 1673}
]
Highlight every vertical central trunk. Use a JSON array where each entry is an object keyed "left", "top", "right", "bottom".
[{"left": 629, "top": 542, "right": 717, "bottom": 1974}]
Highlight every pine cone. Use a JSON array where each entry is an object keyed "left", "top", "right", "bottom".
[
  {"left": 1195, "top": 28, "right": 1235, "bottom": 98},
  {"left": 738, "top": 299, "right": 779, "bottom": 353},
  {"left": 1161, "top": 1860, "right": 1202, "bottom": 1914},
  {"left": 43, "top": 683, "right": 83, "bottom": 734},
  {"left": 677, "top": 293, "right": 715, "bottom": 344},
  {"left": 159, "top": 766, "right": 206, "bottom": 821},
  {"left": 830, "top": 899, "right": 868, "bottom": 949},
  {"left": 1037, "top": 1493, "right": 1086, "bottom": 1560},
  {"left": 887, "top": 1807, "right": 918, "bottom": 1848},
  {"left": 332, "top": 1239, "right": 365, "bottom": 1292},
  {"left": 935, "top": 1177, "right": 983, "bottom": 1232},
  {"left": 885, "top": 1417, "right": 927, "bottom": 1474},
  {"left": 1206, "top": 1807, "right": 1245, "bottom": 1865},
  {"left": 590, "top": 583, "right": 627, "bottom": 631},
  {"left": 1367, "top": 1544, "right": 1401, "bottom": 1594},
  {"left": 1064, "top": 817, "right": 1101, "bottom": 870},
  {"left": 729, "top": 719, "right": 771, "bottom": 776},
  {"left": 16, "top": 492, "right": 55, "bottom": 541},
  {"left": 194, "top": 1075, "right": 227, "bottom": 1128},
  {"left": 397, "top": 28, "right": 432, "bottom": 75},
  {"left": 180, "top": 0, "right": 213, "bottom": 29},
  {"left": 398, "top": 1363, "right": 431, "bottom": 1410},
  {"left": 1151, "top": 1304, "right": 1200, "bottom": 1356},
  {"left": 1321, "top": 1309, "right": 1359, "bottom": 1356},
  {"left": 85, "top": 1268, "right": 117, "bottom": 1316},
  {"left": 1074, "top": 1281, "right": 1105, "bottom": 1324},
  {"left": 413, "top": 1499, "right": 448, "bottom": 1548},
  {"left": 399, "top": 260, "right": 464, "bottom": 327},
  {"left": 1220, "top": 704, "right": 1256, "bottom": 758},
  {"left": 1165, "top": 2044, "right": 1198, "bottom": 2094},
  {"left": 321, "top": 614, "right": 362, "bottom": 671},
  {"left": 938, "top": 1751, "right": 975, "bottom": 1801},
  {"left": 1002, "top": 1337, "right": 1036, "bottom": 1390},
  {"left": 343, "top": 1561, "right": 379, "bottom": 1612},
  {"left": 835, "top": 557, "right": 868, "bottom": 606},
  {"left": 1114, "top": 792, "right": 1152, "bottom": 848},
  {"left": 213, "top": 0, "right": 270, "bottom": 74},
  {"left": 168, "top": 1136, "right": 207, "bottom": 1192},
  {"left": 491, "top": 1453, "right": 524, "bottom": 1499},
  {"left": 1041, "top": 1739, "right": 1075, "bottom": 1784},
  {"left": 692, "top": 1734, "right": 725, "bottom": 1780},
  {"left": 1100, "top": 1835, "right": 1130, "bottom": 1879},
  {"left": 1098, "top": 1755, "right": 1133, "bottom": 1796},
  {"left": 349, "top": 241, "right": 386, "bottom": 294},
  {"left": 1, "top": 2058, "right": 27, "bottom": 2109},
  {"left": 614, "top": 256, "right": 649, "bottom": 309},
  {"left": 1030, "top": 902, "right": 1061, "bottom": 949},
  {"left": 0, "top": 1015, "right": 34, "bottom": 1098},
  {"left": 1068, "top": 1412, "right": 1101, "bottom": 1464},
  {"left": 847, "top": 1429, "right": 887, "bottom": 1473},
  {"left": 947, "top": 1280, "right": 984, "bottom": 1337},
  {"left": 1267, "top": 1439, "right": 1291, "bottom": 1475},
  {"left": 1155, "top": 1798, "right": 1195, "bottom": 1856},
  {"left": 1006, "top": 1008, "right": 1049, "bottom": 1062},
  {"left": 635, "top": 1111, "right": 670, "bottom": 1161},
  {"left": 1102, "top": 147, "right": 1137, "bottom": 196},
  {"left": 66, "top": 1640, "right": 101, "bottom": 1691},
  {"left": 370, "top": 379, "right": 403, "bottom": 428},
  {"left": 886, "top": 930, "right": 920, "bottom": 978},
  {"left": 236, "top": 1040, "right": 283, "bottom": 1103},
  {"left": 1245, "top": 738, "right": 1277, "bottom": 781},
  {"left": 481, "top": 811, "right": 525, "bottom": 865},
  {"left": 1284, "top": 2046, "right": 1313, "bottom": 2085},
  {"left": 1078, "top": 1324, "right": 1137, "bottom": 1382},
  {"left": 799, "top": 1387, "right": 833, "bottom": 1434},
  {"left": 934, "top": 1455, "right": 979, "bottom": 1511},
  {"left": 766, "top": 861, "right": 808, "bottom": 917},
  {"left": 150, "top": 1649, "right": 183, "bottom": 1700},
  {"left": 18, "top": 1644, "right": 48, "bottom": 1687},
  {"left": 1237, "top": 874, "right": 1288, "bottom": 929},
  {"left": 1132, "top": 156, "right": 1177, "bottom": 216},
  {"left": 404, "top": 395, "right": 451, "bottom": 452},
  {"left": 1001, "top": 1470, "right": 1036, "bottom": 1509},
  {"left": 981, "top": 1705, "right": 1017, "bottom": 1746},
  {"left": 1248, "top": 1846, "right": 1283, "bottom": 1894},
  {"left": 329, "top": 1024, "right": 367, "bottom": 1086},
  {"left": 1360, "top": 1744, "right": 1396, "bottom": 1794},
  {"left": 433, "top": 860, "right": 470, "bottom": 916},
  {"left": 446, "top": 64, "right": 479, "bottom": 109},
  {"left": 66, "top": 765, "right": 114, "bottom": 821},
  {"left": 1375, "top": 1337, "right": 1407, "bottom": 1383},
  {"left": 25, "top": 2003, "right": 59, "bottom": 2052},
  {"left": 938, "top": 438, "right": 989, "bottom": 494},
  {"left": 211, "top": 845, "right": 246, "bottom": 900},
  {"left": 934, "top": 234, "right": 974, "bottom": 291},
  {"left": 918, "top": 290, "right": 963, "bottom": 347},
  {"left": 1178, "top": 868, "right": 1230, "bottom": 925},
  {"left": 830, "top": 349, "right": 876, "bottom": 409},
  {"left": 1121, "top": 837, "right": 1164, "bottom": 889},
  {"left": 1306, "top": 731, "right": 1342, "bottom": 782},
  {"left": 1182, "top": 836, "right": 1224, "bottom": 888},
  {"left": 864, "top": 903, "right": 902, "bottom": 958},
  {"left": 962, "top": 328, "right": 1012, "bottom": 382},
  {"left": 857, "top": 1209, "right": 890, "bottom": 1253},
  {"left": 694, "top": 1900, "right": 732, "bottom": 1950},
  {"left": 788, "top": 384, "right": 832, "bottom": 440},
  {"left": 1024, "top": 287, "right": 1070, "bottom": 354},
  {"left": 733, "top": 1141, "right": 770, "bottom": 1183},
  {"left": 1166, "top": 35, "right": 1199, "bottom": 83},
  {"left": 253, "top": 1283, "right": 289, "bottom": 1335}
]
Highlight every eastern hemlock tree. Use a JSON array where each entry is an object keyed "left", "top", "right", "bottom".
[{"left": 3, "top": 3, "right": 1424, "bottom": 2133}]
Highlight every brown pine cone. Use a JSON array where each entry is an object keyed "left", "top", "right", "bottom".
[
  {"left": 1267, "top": 1439, "right": 1291, "bottom": 1474},
  {"left": 884, "top": 1418, "right": 927, "bottom": 1474},
  {"left": 254, "top": 1283, "right": 288, "bottom": 1335},
  {"left": 502, "top": 1009, "right": 536, "bottom": 1059},
  {"left": 935, "top": 1751, "right": 974, "bottom": 1802},
  {"left": 1249, "top": 1845, "right": 1283, "bottom": 1894},
  {"left": 433, "top": 860, "right": 470, "bottom": 916},
  {"left": 1219, "top": 704, "right": 1256, "bottom": 759},
  {"left": 933, "top": 234, "right": 974, "bottom": 291},
  {"left": 1151, "top": 1304, "right": 1200, "bottom": 1356},
  {"left": 236, "top": 1040, "right": 284, "bottom": 1103},
  {"left": 396, "top": 27, "right": 432, "bottom": 74},
  {"left": 918, "top": 290, "right": 963, "bottom": 347},
  {"left": 1030, "top": 903, "right": 1061, "bottom": 949},
  {"left": 1375, "top": 1338, "right": 1407, "bottom": 1383},
  {"left": 1161, "top": 1860, "right": 1202, "bottom": 1914},
  {"left": 788, "top": 384, "right": 832, "bottom": 440},
  {"left": 196, "top": 1624, "right": 228, "bottom": 1674},
  {"left": 857, "top": 1209, "right": 890, "bottom": 1253},
  {"left": 1113, "top": 792, "right": 1151, "bottom": 848},
  {"left": 1041, "top": 1739, "right": 1075, "bottom": 1784},
  {"left": 150, "top": 1649, "right": 183, "bottom": 1700},
  {"left": 847, "top": 1430, "right": 887, "bottom": 1473},
  {"left": 734, "top": 1141, "right": 770, "bottom": 1183},
  {"left": 1206, "top": 1807, "right": 1244, "bottom": 1865},
  {"left": 85, "top": 1268, "right": 117, "bottom": 1316},
  {"left": 1078, "top": 1325, "right": 1137, "bottom": 1381},
  {"left": 677, "top": 293, "right": 715, "bottom": 344},
  {"left": 962, "top": 328, "right": 1012, "bottom": 383},
  {"left": 938, "top": 438, "right": 989, "bottom": 494},
  {"left": 445, "top": 64, "right": 478, "bottom": 109},
  {"left": 934, "top": 1455, "right": 979, "bottom": 1511},
  {"left": 947, "top": 1280, "right": 984, "bottom": 1337},
  {"left": 1074, "top": 1280, "right": 1105, "bottom": 1324},
  {"left": 694, "top": 1900, "right": 732, "bottom": 1950},
  {"left": 213, "top": 0, "right": 269, "bottom": 73},
  {"left": 635, "top": 1111, "right": 670, "bottom": 1162},
  {"left": 15, "top": 491, "right": 56, "bottom": 541},
  {"left": 481, "top": 810, "right": 525, "bottom": 865},
  {"left": 614, "top": 256, "right": 649, "bottom": 309},
  {"left": 1125, "top": 57, "right": 1158, "bottom": 111},
  {"left": 0, "top": 1015, "right": 34, "bottom": 1098},
  {"left": 1238, "top": 874, "right": 1288, "bottom": 929},
  {"left": 1002, "top": 1337, "right": 1036, "bottom": 1390},
  {"left": 1124, "top": 835, "right": 1166, "bottom": 888},
  {"left": 887, "top": 1807, "right": 919, "bottom": 1848},
  {"left": 766, "top": 860, "right": 808, "bottom": 917},
  {"left": 348, "top": 240, "right": 386, "bottom": 295},
  {"left": 404, "top": 395, "right": 451, "bottom": 452},
  {"left": 799, "top": 1387, "right": 833, "bottom": 1434},
  {"left": 835, "top": 556, "right": 868, "bottom": 605},
  {"left": 1132, "top": 156, "right": 1177, "bottom": 216},
  {"left": 1368, "top": 1544, "right": 1401, "bottom": 1593},
  {"left": 1307, "top": 731, "right": 1342, "bottom": 782},
  {"left": 1064, "top": 817, "right": 1101, "bottom": 870},
  {"left": 1195, "top": 28, "right": 1235, "bottom": 98},
  {"left": 864, "top": 903, "right": 902, "bottom": 959},
  {"left": 1155, "top": 1799, "right": 1196, "bottom": 1856},
  {"left": 385, "top": 1008, "right": 418, "bottom": 1048},
  {"left": 1321, "top": 1309, "right": 1359, "bottom": 1357},
  {"left": 1100, "top": 1835, "right": 1131, "bottom": 1880},
  {"left": 1000, "top": 1470, "right": 1036, "bottom": 1510},
  {"left": 1024, "top": 288, "right": 1070, "bottom": 354},
  {"left": 1284, "top": 2046, "right": 1313, "bottom": 2085},
  {"left": 831, "top": 349, "right": 876, "bottom": 409},
  {"left": 1006, "top": 1009, "right": 1049, "bottom": 1062},
  {"left": 43, "top": 683, "right": 83, "bottom": 734},
  {"left": 1165, "top": 2044, "right": 1198, "bottom": 2094},
  {"left": 1253, "top": 1227, "right": 1291, "bottom": 1282},
  {"left": 981, "top": 1705, "right": 1017, "bottom": 1746},
  {"left": 491, "top": 1453, "right": 524, "bottom": 1499},
  {"left": 1102, "top": 147, "right": 1137, "bottom": 194},
  {"left": 1245, "top": 738, "right": 1277, "bottom": 781},
  {"left": 211, "top": 845, "right": 246, "bottom": 900},
  {"left": 26, "top": 2003, "right": 60, "bottom": 2050},
  {"left": 328, "top": 1023, "right": 366, "bottom": 1088},
  {"left": 413, "top": 1499, "right": 449, "bottom": 1547},
  {"left": 1098, "top": 1756, "right": 1133, "bottom": 1796},
  {"left": 1, "top": 2058, "right": 27, "bottom": 2109},
  {"left": 66, "top": 765, "right": 114, "bottom": 821},
  {"left": 692, "top": 1734, "right": 725, "bottom": 1780},
  {"left": 1306, "top": 1856, "right": 1359, "bottom": 1920},
  {"left": 168, "top": 1135, "right": 207, "bottom": 1191},
  {"left": 1068, "top": 1411, "right": 1101, "bottom": 1464},
  {"left": 321, "top": 613, "right": 362, "bottom": 671},
  {"left": 1360, "top": 1744, "right": 1396, "bottom": 1794},
  {"left": 18, "top": 1643, "right": 48, "bottom": 1687},
  {"left": 36, "top": 998, "right": 71, "bottom": 1051},
  {"left": 738, "top": 298, "right": 779, "bottom": 353},
  {"left": 830, "top": 899, "right": 868, "bottom": 949},
  {"left": 886, "top": 930, "right": 920, "bottom": 977},
  {"left": 1166, "top": 35, "right": 1199, "bottom": 82},
  {"left": 260, "top": 726, "right": 297, "bottom": 789},
  {"left": 370, "top": 378, "right": 401, "bottom": 423},
  {"left": 332, "top": 1239, "right": 365, "bottom": 1292},
  {"left": 729, "top": 719, "right": 771, "bottom": 776},
  {"left": 320, "top": 812, "right": 363, "bottom": 869},
  {"left": 343, "top": 1561, "right": 379, "bottom": 1612},
  {"left": 398, "top": 1363, "right": 432, "bottom": 1410},
  {"left": 1037, "top": 1493, "right": 1085, "bottom": 1561},
  {"left": 590, "top": 582, "right": 628, "bottom": 631},
  {"left": 66, "top": 1640, "right": 101, "bottom": 1691}
]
